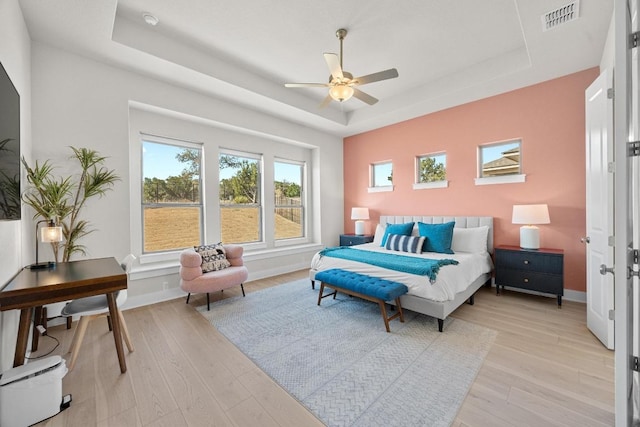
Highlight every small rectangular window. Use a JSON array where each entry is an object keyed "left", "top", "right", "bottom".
[
  {"left": 416, "top": 153, "right": 446, "bottom": 183},
  {"left": 219, "top": 150, "right": 262, "bottom": 244},
  {"left": 479, "top": 139, "right": 521, "bottom": 177},
  {"left": 274, "top": 160, "right": 304, "bottom": 240},
  {"left": 142, "top": 138, "right": 202, "bottom": 253},
  {"left": 371, "top": 162, "right": 393, "bottom": 187}
]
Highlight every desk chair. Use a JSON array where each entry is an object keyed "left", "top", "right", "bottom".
[{"left": 61, "top": 254, "right": 136, "bottom": 371}]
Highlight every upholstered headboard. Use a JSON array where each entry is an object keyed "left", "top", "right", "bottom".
[{"left": 379, "top": 215, "right": 494, "bottom": 254}]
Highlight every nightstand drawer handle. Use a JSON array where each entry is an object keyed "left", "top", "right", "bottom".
[
  {"left": 523, "top": 260, "right": 530, "bottom": 265},
  {"left": 523, "top": 278, "right": 529, "bottom": 283}
]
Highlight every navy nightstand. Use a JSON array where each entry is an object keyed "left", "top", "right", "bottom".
[{"left": 339, "top": 234, "right": 374, "bottom": 246}]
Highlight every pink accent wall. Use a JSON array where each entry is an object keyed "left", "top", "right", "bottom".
[{"left": 344, "top": 67, "right": 599, "bottom": 293}]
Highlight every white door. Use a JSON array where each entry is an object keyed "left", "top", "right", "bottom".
[{"left": 585, "top": 69, "right": 615, "bottom": 350}]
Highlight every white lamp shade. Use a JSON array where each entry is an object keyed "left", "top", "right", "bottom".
[
  {"left": 512, "top": 204, "right": 550, "bottom": 225},
  {"left": 351, "top": 207, "right": 370, "bottom": 220}
]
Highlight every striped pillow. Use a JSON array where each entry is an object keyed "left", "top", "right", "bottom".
[{"left": 385, "top": 234, "right": 426, "bottom": 254}]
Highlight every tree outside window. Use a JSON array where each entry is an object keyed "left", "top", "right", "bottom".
[
  {"left": 416, "top": 153, "right": 446, "bottom": 183},
  {"left": 219, "top": 152, "right": 262, "bottom": 244}
]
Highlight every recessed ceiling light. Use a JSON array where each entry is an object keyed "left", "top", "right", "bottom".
[{"left": 142, "top": 12, "right": 159, "bottom": 26}]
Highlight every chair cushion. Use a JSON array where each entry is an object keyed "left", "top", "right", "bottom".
[
  {"left": 61, "top": 291, "right": 125, "bottom": 316},
  {"left": 195, "top": 243, "right": 231, "bottom": 273},
  {"left": 180, "top": 265, "right": 249, "bottom": 293}
]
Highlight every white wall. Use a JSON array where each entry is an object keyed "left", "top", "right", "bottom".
[
  {"left": 30, "top": 42, "right": 344, "bottom": 307},
  {"left": 601, "top": 13, "right": 615, "bottom": 72},
  {"left": 0, "top": 0, "right": 32, "bottom": 372}
]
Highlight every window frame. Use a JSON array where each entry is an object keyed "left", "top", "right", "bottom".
[
  {"left": 273, "top": 158, "right": 305, "bottom": 243},
  {"left": 218, "top": 148, "right": 264, "bottom": 245},
  {"left": 140, "top": 135, "right": 204, "bottom": 256},
  {"left": 475, "top": 138, "right": 526, "bottom": 186},
  {"left": 368, "top": 160, "right": 394, "bottom": 193},
  {"left": 413, "top": 151, "right": 448, "bottom": 190}
]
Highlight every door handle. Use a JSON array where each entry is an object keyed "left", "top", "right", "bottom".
[
  {"left": 581, "top": 237, "right": 590, "bottom": 244},
  {"left": 599, "top": 264, "right": 614, "bottom": 275}
]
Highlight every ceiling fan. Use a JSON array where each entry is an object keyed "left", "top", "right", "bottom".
[{"left": 284, "top": 29, "right": 399, "bottom": 108}]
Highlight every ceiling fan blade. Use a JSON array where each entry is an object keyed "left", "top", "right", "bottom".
[
  {"left": 353, "top": 68, "right": 399, "bottom": 86},
  {"left": 318, "top": 94, "right": 333, "bottom": 109},
  {"left": 284, "top": 82, "right": 330, "bottom": 88},
  {"left": 353, "top": 88, "right": 378, "bottom": 105},
  {"left": 324, "top": 53, "right": 344, "bottom": 80}
]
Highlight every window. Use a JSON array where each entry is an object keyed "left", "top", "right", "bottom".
[
  {"left": 142, "top": 138, "right": 202, "bottom": 253},
  {"left": 219, "top": 150, "right": 262, "bottom": 244},
  {"left": 416, "top": 153, "right": 446, "bottom": 183},
  {"left": 414, "top": 153, "right": 448, "bottom": 190},
  {"left": 274, "top": 160, "right": 304, "bottom": 240},
  {"left": 479, "top": 139, "right": 521, "bottom": 177},
  {"left": 369, "top": 161, "right": 393, "bottom": 192}
]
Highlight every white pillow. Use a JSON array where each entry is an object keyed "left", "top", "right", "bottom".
[
  {"left": 373, "top": 223, "right": 386, "bottom": 246},
  {"left": 451, "top": 226, "right": 489, "bottom": 254}
]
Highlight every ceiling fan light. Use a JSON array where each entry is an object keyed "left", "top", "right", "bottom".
[{"left": 329, "top": 84, "right": 354, "bottom": 102}]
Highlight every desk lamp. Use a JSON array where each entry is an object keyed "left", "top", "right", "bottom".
[
  {"left": 29, "top": 219, "right": 63, "bottom": 269},
  {"left": 512, "top": 204, "right": 550, "bottom": 250}
]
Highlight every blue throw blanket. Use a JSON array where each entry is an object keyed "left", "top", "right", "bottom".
[{"left": 319, "top": 247, "right": 459, "bottom": 282}]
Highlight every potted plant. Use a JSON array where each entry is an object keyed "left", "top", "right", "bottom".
[{"left": 21, "top": 147, "right": 120, "bottom": 262}]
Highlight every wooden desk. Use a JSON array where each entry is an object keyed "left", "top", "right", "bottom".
[{"left": 0, "top": 257, "right": 128, "bottom": 373}]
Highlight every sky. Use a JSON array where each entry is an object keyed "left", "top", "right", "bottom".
[
  {"left": 143, "top": 139, "right": 517, "bottom": 183},
  {"left": 142, "top": 140, "right": 301, "bottom": 183}
]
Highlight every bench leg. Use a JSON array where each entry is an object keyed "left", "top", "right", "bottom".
[
  {"left": 317, "top": 283, "right": 338, "bottom": 305},
  {"left": 378, "top": 301, "right": 391, "bottom": 333},
  {"left": 395, "top": 298, "right": 405, "bottom": 323}
]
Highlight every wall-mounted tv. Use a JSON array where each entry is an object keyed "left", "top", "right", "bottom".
[{"left": 0, "top": 61, "right": 21, "bottom": 220}]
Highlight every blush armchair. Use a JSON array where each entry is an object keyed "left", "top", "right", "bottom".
[{"left": 179, "top": 244, "right": 248, "bottom": 310}]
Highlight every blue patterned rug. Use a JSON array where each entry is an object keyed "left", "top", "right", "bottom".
[{"left": 198, "top": 279, "right": 496, "bottom": 427}]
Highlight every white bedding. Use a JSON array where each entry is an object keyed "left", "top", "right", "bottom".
[{"left": 310, "top": 243, "right": 493, "bottom": 302}]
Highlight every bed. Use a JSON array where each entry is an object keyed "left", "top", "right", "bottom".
[{"left": 309, "top": 215, "right": 494, "bottom": 331}]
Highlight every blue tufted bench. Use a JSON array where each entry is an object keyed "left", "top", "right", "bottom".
[{"left": 315, "top": 269, "right": 409, "bottom": 332}]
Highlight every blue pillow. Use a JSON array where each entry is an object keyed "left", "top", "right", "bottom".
[
  {"left": 380, "top": 222, "right": 414, "bottom": 247},
  {"left": 417, "top": 221, "right": 455, "bottom": 254}
]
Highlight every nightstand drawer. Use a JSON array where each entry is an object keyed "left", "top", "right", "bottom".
[
  {"left": 495, "top": 250, "right": 563, "bottom": 275},
  {"left": 340, "top": 234, "right": 374, "bottom": 246},
  {"left": 495, "top": 269, "right": 563, "bottom": 295}
]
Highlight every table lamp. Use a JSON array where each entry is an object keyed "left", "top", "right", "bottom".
[
  {"left": 28, "top": 219, "right": 64, "bottom": 269},
  {"left": 512, "top": 204, "right": 550, "bottom": 250},
  {"left": 351, "top": 207, "right": 369, "bottom": 235}
]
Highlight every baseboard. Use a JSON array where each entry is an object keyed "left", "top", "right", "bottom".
[{"left": 491, "top": 282, "right": 586, "bottom": 303}]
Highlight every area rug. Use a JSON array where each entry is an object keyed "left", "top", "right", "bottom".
[{"left": 197, "top": 279, "right": 496, "bottom": 427}]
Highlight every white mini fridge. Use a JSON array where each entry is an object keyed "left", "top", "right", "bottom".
[{"left": 0, "top": 355, "right": 71, "bottom": 427}]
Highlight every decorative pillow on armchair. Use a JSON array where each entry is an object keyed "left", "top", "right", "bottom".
[{"left": 195, "top": 243, "right": 231, "bottom": 273}]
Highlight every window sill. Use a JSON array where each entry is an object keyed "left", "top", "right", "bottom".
[
  {"left": 475, "top": 174, "right": 526, "bottom": 186},
  {"left": 368, "top": 185, "right": 394, "bottom": 193},
  {"left": 412, "top": 180, "right": 449, "bottom": 190},
  {"left": 129, "top": 242, "right": 324, "bottom": 281}
]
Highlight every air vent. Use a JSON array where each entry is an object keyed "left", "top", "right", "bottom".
[{"left": 542, "top": 0, "right": 580, "bottom": 31}]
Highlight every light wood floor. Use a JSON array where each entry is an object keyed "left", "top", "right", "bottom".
[{"left": 34, "top": 270, "right": 614, "bottom": 427}]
